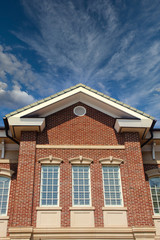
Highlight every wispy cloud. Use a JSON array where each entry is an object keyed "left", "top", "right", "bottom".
[{"left": 1, "top": 0, "right": 160, "bottom": 125}]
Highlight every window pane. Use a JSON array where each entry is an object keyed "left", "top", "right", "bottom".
[
  {"left": 102, "top": 166, "right": 122, "bottom": 206},
  {"left": 72, "top": 166, "right": 90, "bottom": 206},
  {"left": 149, "top": 177, "right": 160, "bottom": 214},
  {"left": 40, "top": 166, "right": 59, "bottom": 206},
  {"left": 0, "top": 177, "right": 10, "bottom": 215}
]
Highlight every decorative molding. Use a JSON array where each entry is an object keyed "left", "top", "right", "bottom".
[
  {"left": 69, "top": 156, "right": 93, "bottom": 165},
  {"left": 0, "top": 159, "right": 18, "bottom": 164},
  {"left": 8, "top": 227, "right": 33, "bottom": 239},
  {"left": 38, "top": 155, "right": 63, "bottom": 165},
  {"left": 0, "top": 168, "right": 14, "bottom": 177},
  {"left": 145, "top": 168, "right": 160, "bottom": 178},
  {"left": 31, "top": 226, "right": 156, "bottom": 239},
  {"left": 99, "top": 156, "right": 124, "bottom": 165},
  {"left": 36, "top": 144, "right": 125, "bottom": 150}
]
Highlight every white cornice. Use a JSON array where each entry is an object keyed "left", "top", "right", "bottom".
[
  {"left": 114, "top": 119, "right": 153, "bottom": 133},
  {"left": 69, "top": 156, "right": 93, "bottom": 165},
  {"left": 0, "top": 168, "right": 14, "bottom": 177},
  {"left": 38, "top": 155, "right": 63, "bottom": 165},
  {"left": 99, "top": 156, "right": 124, "bottom": 165},
  {"left": 7, "top": 87, "right": 152, "bottom": 120}
]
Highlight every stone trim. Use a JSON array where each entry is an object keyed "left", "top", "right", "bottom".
[
  {"left": 99, "top": 156, "right": 124, "bottom": 165},
  {"left": 102, "top": 207, "right": 127, "bottom": 211},
  {"left": 0, "top": 159, "right": 18, "bottom": 164},
  {"left": 69, "top": 207, "right": 95, "bottom": 211},
  {"left": 145, "top": 168, "right": 160, "bottom": 178},
  {"left": 0, "top": 168, "right": 14, "bottom": 177},
  {"left": 8, "top": 227, "right": 33, "bottom": 239},
  {"left": 69, "top": 156, "right": 93, "bottom": 165},
  {"left": 38, "top": 155, "right": 63, "bottom": 165},
  {"left": 31, "top": 227, "right": 156, "bottom": 240},
  {"left": 36, "top": 144, "right": 125, "bottom": 149},
  {"left": 36, "top": 207, "right": 62, "bottom": 211},
  {"left": 0, "top": 216, "right": 9, "bottom": 220}
]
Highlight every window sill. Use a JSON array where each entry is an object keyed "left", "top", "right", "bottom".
[
  {"left": 152, "top": 215, "right": 160, "bottom": 219},
  {"left": 36, "top": 207, "right": 62, "bottom": 211},
  {"left": 69, "top": 207, "right": 95, "bottom": 211},
  {"left": 0, "top": 216, "right": 9, "bottom": 220},
  {"left": 102, "top": 207, "right": 127, "bottom": 211}
]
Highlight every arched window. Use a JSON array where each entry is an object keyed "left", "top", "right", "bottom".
[
  {"left": 146, "top": 169, "right": 160, "bottom": 215},
  {"left": 0, "top": 168, "right": 13, "bottom": 216},
  {"left": 149, "top": 177, "right": 160, "bottom": 214},
  {"left": 0, "top": 177, "right": 10, "bottom": 215}
]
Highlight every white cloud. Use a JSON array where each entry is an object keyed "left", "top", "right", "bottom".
[
  {"left": 1, "top": 0, "right": 160, "bottom": 125},
  {"left": 0, "top": 82, "right": 35, "bottom": 109}
]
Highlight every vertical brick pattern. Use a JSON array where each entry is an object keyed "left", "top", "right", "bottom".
[
  {"left": 12, "top": 131, "right": 36, "bottom": 227},
  {"left": 124, "top": 133, "right": 154, "bottom": 226}
]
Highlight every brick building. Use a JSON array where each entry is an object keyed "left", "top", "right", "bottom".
[{"left": 0, "top": 83, "right": 160, "bottom": 240}]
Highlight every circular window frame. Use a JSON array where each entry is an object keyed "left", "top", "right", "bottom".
[{"left": 73, "top": 106, "right": 86, "bottom": 116}]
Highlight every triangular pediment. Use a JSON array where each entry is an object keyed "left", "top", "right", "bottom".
[{"left": 5, "top": 84, "right": 154, "bottom": 140}]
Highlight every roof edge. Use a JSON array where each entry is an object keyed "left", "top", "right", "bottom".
[{"left": 5, "top": 83, "right": 155, "bottom": 120}]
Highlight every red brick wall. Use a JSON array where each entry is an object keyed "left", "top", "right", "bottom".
[
  {"left": 6, "top": 103, "right": 156, "bottom": 229},
  {"left": 12, "top": 131, "right": 36, "bottom": 227}
]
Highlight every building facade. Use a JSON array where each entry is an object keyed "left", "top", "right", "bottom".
[{"left": 0, "top": 84, "right": 160, "bottom": 240}]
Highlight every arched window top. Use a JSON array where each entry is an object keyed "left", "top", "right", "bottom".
[
  {"left": 69, "top": 156, "right": 93, "bottom": 165},
  {"left": 145, "top": 168, "right": 160, "bottom": 178},
  {"left": 0, "top": 168, "right": 14, "bottom": 178},
  {"left": 149, "top": 176, "right": 160, "bottom": 215},
  {"left": 0, "top": 176, "right": 10, "bottom": 215},
  {"left": 99, "top": 156, "right": 124, "bottom": 165},
  {"left": 38, "top": 155, "right": 63, "bottom": 165}
]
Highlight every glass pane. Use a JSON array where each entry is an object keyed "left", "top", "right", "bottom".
[
  {"left": 149, "top": 177, "right": 160, "bottom": 214},
  {"left": 72, "top": 166, "right": 90, "bottom": 206},
  {"left": 103, "top": 166, "right": 122, "bottom": 206},
  {"left": 0, "top": 177, "right": 10, "bottom": 215},
  {"left": 41, "top": 166, "right": 59, "bottom": 206}
]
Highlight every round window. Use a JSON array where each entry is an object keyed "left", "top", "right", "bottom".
[{"left": 73, "top": 106, "right": 86, "bottom": 116}]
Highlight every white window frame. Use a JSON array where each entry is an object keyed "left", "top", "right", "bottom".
[
  {"left": 0, "top": 168, "right": 13, "bottom": 216},
  {"left": 39, "top": 156, "right": 63, "bottom": 207},
  {"left": 99, "top": 156, "right": 124, "bottom": 208},
  {"left": 102, "top": 165, "right": 123, "bottom": 207},
  {"left": 40, "top": 165, "right": 60, "bottom": 207},
  {"left": 146, "top": 169, "right": 160, "bottom": 215},
  {"left": 149, "top": 177, "right": 160, "bottom": 215},
  {"left": 72, "top": 165, "right": 92, "bottom": 207},
  {"left": 0, "top": 177, "right": 11, "bottom": 216}
]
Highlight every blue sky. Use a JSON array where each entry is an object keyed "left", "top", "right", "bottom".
[{"left": 0, "top": 0, "right": 160, "bottom": 127}]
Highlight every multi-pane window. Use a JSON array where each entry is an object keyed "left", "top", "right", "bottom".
[
  {"left": 40, "top": 166, "right": 59, "bottom": 206},
  {"left": 149, "top": 177, "right": 160, "bottom": 214},
  {"left": 72, "top": 166, "right": 90, "bottom": 206},
  {"left": 102, "top": 166, "right": 123, "bottom": 206},
  {"left": 0, "top": 177, "right": 10, "bottom": 215}
]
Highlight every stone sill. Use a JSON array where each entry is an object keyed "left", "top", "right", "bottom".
[
  {"left": 102, "top": 207, "right": 127, "bottom": 211},
  {"left": 36, "top": 207, "right": 62, "bottom": 211},
  {"left": 69, "top": 206, "right": 95, "bottom": 211},
  {"left": 152, "top": 215, "right": 160, "bottom": 219},
  {"left": 0, "top": 216, "right": 9, "bottom": 220}
]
